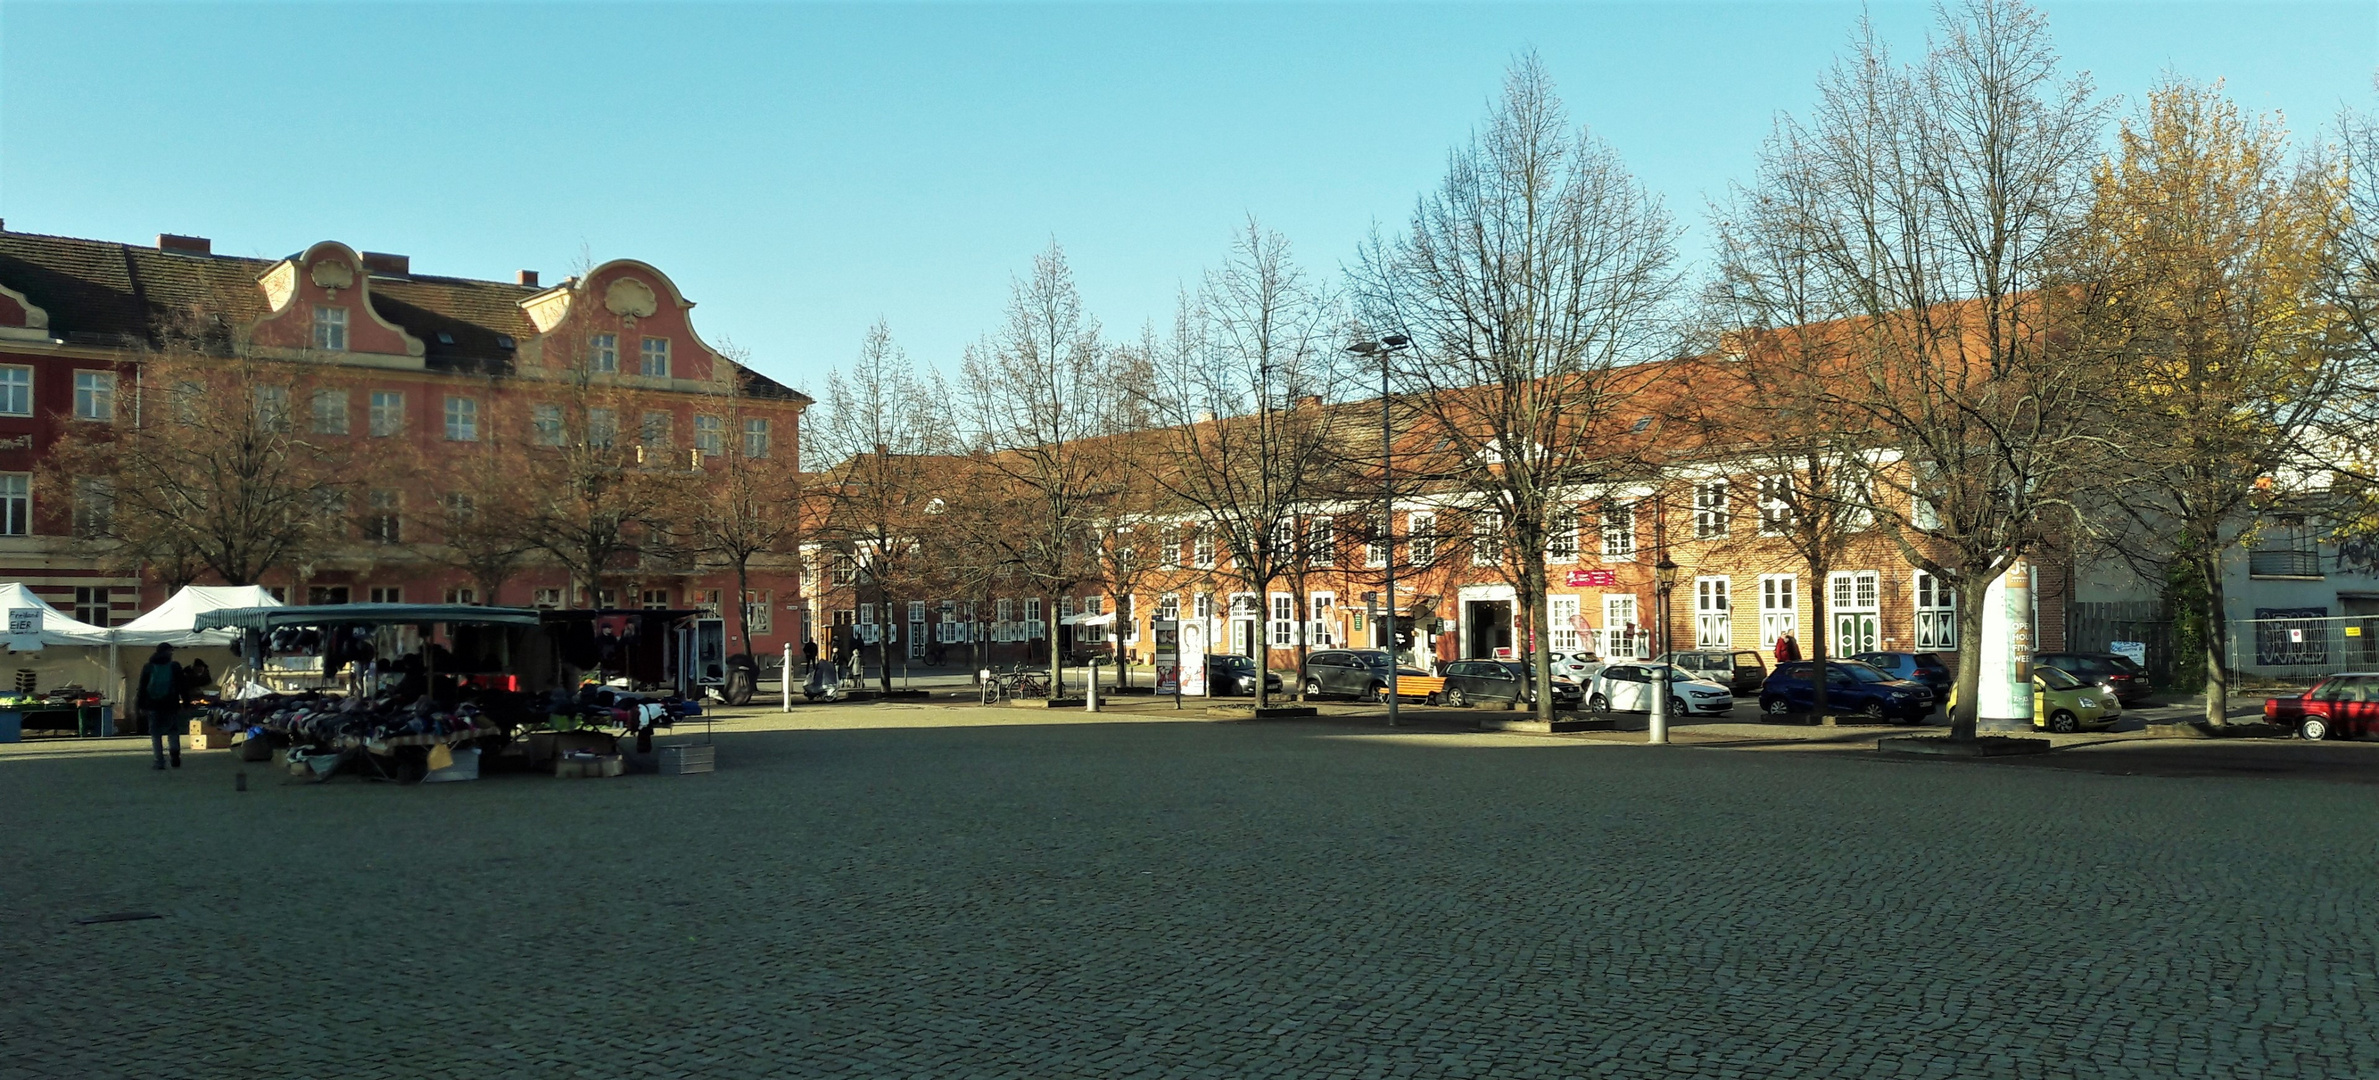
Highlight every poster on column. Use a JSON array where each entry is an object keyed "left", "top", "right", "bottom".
[
  {"left": 1178, "top": 620, "right": 1208, "bottom": 695},
  {"left": 1152, "top": 620, "right": 1180, "bottom": 695}
]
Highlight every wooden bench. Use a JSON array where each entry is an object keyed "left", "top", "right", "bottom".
[{"left": 1391, "top": 675, "right": 1446, "bottom": 702}]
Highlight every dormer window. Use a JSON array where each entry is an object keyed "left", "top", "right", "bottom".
[
  {"left": 313, "top": 305, "right": 348, "bottom": 351},
  {"left": 590, "top": 333, "right": 618, "bottom": 373},
  {"left": 640, "top": 337, "right": 671, "bottom": 378}
]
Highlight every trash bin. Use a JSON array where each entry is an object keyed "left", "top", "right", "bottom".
[
  {"left": 0, "top": 711, "right": 20, "bottom": 743},
  {"left": 77, "top": 705, "right": 114, "bottom": 738}
]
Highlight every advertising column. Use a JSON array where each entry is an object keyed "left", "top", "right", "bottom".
[{"left": 1975, "top": 559, "right": 2034, "bottom": 732}]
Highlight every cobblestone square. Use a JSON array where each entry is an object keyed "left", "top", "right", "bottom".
[{"left": 6, "top": 706, "right": 2376, "bottom": 1078}]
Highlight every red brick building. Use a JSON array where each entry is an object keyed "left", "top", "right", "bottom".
[{"left": 0, "top": 225, "right": 809, "bottom": 649}]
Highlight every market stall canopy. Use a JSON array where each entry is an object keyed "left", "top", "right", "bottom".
[
  {"left": 193, "top": 603, "right": 544, "bottom": 633},
  {"left": 112, "top": 585, "right": 285, "bottom": 647},
  {"left": 1059, "top": 611, "right": 1116, "bottom": 627},
  {"left": 0, "top": 582, "right": 113, "bottom": 647}
]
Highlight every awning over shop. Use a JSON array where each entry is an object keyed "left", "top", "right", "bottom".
[{"left": 193, "top": 603, "right": 544, "bottom": 633}]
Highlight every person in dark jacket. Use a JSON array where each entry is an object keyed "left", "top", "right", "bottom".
[{"left": 137, "top": 644, "right": 186, "bottom": 770}]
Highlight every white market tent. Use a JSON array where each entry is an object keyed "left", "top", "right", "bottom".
[
  {"left": 0, "top": 582, "right": 113, "bottom": 647},
  {"left": 113, "top": 585, "right": 283, "bottom": 647}
]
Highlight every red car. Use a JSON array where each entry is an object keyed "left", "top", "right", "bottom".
[{"left": 2264, "top": 673, "right": 2379, "bottom": 740}]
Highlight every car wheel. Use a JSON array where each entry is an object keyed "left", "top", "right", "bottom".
[
  {"left": 2048, "top": 710, "right": 2079, "bottom": 734},
  {"left": 1446, "top": 686, "right": 1469, "bottom": 708},
  {"left": 1370, "top": 681, "right": 1389, "bottom": 703},
  {"left": 2301, "top": 716, "right": 2330, "bottom": 741},
  {"left": 1426, "top": 692, "right": 1443, "bottom": 706},
  {"left": 1672, "top": 696, "right": 1690, "bottom": 717},
  {"left": 1861, "top": 701, "right": 1886, "bottom": 722},
  {"left": 1762, "top": 697, "right": 1791, "bottom": 718},
  {"left": 1588, "top": 693, "right": 1609, "bottom": 715},
  {"left": 1304, "top": 678, "right": 1323, "bottom": 699}
]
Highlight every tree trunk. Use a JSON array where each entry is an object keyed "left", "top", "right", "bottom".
[
  {"left": 1046, "top": 593, "right": 1063, "bottom": 700},
  {"left": 2199, "top": 548, "right": 2228, "bottom": 728},
  {"left": 879, "top": 584, "right": 896, "bottom": 696},
  {"left": 1292, "top": 573, "right": 1310, "bottom": 703},
  {"left": 1808, "top": 566, "right": 1830, "bottom": 724},
  {"left": 1948, "top": 572, "right": 1993, "bottom": 742},
  {"left": 733, "top": 559, "right": 753, "bottom": 659},
  {"left": 1527, "top": 560, "right": 1553, "bottom": 723}
]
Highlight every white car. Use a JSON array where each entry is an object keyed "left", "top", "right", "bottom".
[
  {"left": 1587, "top": 663, "right": 1737, "bottom": 716},
  {"left": 1551, "top": 651, "right": 1607, "bottom": 684}
]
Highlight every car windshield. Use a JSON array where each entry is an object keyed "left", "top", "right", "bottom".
[
  {"left": 2104, "top": 655, "right": 2144, "bottom": 675},
  {"left": 2037, "top": 667, "right": 2083, "bottom": 690},
  {"left": 1216, "top": 657, "right": 1254, "bottom": 671}
]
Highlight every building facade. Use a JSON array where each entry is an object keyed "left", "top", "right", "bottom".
[{"left": 0, "top": 225, "right": 808, "bottom": 652}]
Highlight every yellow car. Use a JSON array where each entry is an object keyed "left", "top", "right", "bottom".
[{"left": 1946, "top": 666, "right": 2116, "bottom": 733}]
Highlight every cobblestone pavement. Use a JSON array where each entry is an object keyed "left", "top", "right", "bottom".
[{"left": 6, "top": 705, "right": 2377, "bottom": 1078}]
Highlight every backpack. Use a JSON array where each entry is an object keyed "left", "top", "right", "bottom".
[{"left": 142, "top": 661, "right": 178, "bottom": 704}]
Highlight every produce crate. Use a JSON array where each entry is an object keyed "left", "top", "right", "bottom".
[
  {"left": 187, "top": 718, "right": 236, "bottom": 750},
  {"left": 554, "top": 754, "right": 624, "bottom": 779},
  {"left": 657, "top": 744, "right": 714, "bottom": 775}
]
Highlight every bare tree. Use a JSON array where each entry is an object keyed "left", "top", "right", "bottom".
[
  {"left": 958, "top": 242, "right": 1114, "bottom": 697},
  {"left": 673, "top": 345, "right": 807, "bottom": 672},
  {"left": 810, "top": 320, "right": 950, "bottom": 694},
  {"left": 1128, "top": 224, "right": 1346, "bottom": 706},
  {"left": 1713, "top": 0, "right": 2112, "bottom": 740},
  {"left": 1353, "top": 53, "right": 1681, "bottom": 723}
]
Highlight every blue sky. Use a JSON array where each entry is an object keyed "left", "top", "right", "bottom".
[{"left": 2, "top": 2, "right": 2372, "bottom": 397}]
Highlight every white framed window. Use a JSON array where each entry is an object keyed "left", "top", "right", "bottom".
[
  {"left": 1160, "top": 523, "right": 1182, "bottom": 570},
  {"left": 1157, "top": 593, "right": 1180, "bottom": 622},
  {"left": 0, "top": 473, "right": 28, "bottom": 535},
  {"left": 1269, "top": 593, "right": 1295, "bottom": 647},
  {"left": 588, "top": 408, "right": 618, "bottom": 447},
  {"left": 640, "top": 411, "right": 672, "bottom": 449},
  {"left": 364, "top": 490, "right": 401, "bottom": 544},
  {"left": 1694, "top": 576, "right": 1731, "bottom": 648},
  {"left": 73, "top": 371, "right": 115, "bottom": 421},
  {"left": 1600, "top": 503, "right": 1636, "bottom": 560},
  {"left": 1121, "top": 595, "right": 1139, "bottom": 643},
  {"left": 1549, "top": 594, "right": 1582, "bottom": 652},
  {"left": 745, "top": 590, "right": 773, "bottom": 634},
  {"left": 1271, "top": 519, "right": 1296, "bottom": 563},
  {"left": 693, "top": 415, "right": 724, "bottom": 455},
  {"left": 1307, "top": 517, "right": 1334, "bottom": 568},
  {"left": 311, "top": 389, "right": 349, "bottom": 435},
  {"left": 1759, "top": 574, "right": 1798, "bottom": 650},
  {"left": 995, "top": 598, "right": 1015, "bottom": 641},
  {"left": 533, "top": 587, "right": 564, "bottom": 609},
  {"left": 1408, "top": 513, "right": 1436, "bottom": 565},
  {"left": 1023, "top": 598, "right": 1044, "bottom": 639},
  {"left": 444, "top": 396, "right": 479, "bottom": 441},
  {"left": 1308, "top": 593, "right": 1335, "bottom": 646},
  {"left": 531, "top": 404, "right": 564, "bottom": 446},
  {"left": 368, "top": 586, "right": 402, "bottom": 604},
  {"left": 1472, "top": 512, "right": 1500, "bottom": 567},
  {"left": 254, "top": 386, "right": 289, "bottom": 432},
  {"left": 590, "top": 333, "right": 618, "bottom": 373},
  {"left": 313, "top": 305, "right": 348, "bottom": 351},
  {"left": 369, "top": 391, "right": 404, "bottom": 437},
  {"left": 1547, "top": 511, "right": 1579, "bottom": 563},
  {"left": 1193, "top": 593, "right": 1213, "bottom": 621},
  {"left": 1365, "top": 518, "right": 1390, "bottom": 568},
  {"left": 72, "top": 477, "right": 112, "bottom": 538},
  {"left": 1694, "top": 482, "right": 1729, "bottom": 539},
  {"left": 0, "top": 366, "right": 30, "bottom": 416},
  {"left": 73, "top": 586, "right": 110, "bottom": 627},
  {"left": 1602, "top": 593, "right": 1641, "bottom": 660},
  {"left": 743, "top": 418, "right": 771, "bottom": 458},
  {"left": 1758, "top": 475, "right": 1793, "bottom": 535},
  {"left": 1192, "top": 526, "right": 1215, "bottom": 569},
  {"left": 640, "top": 337, "right": 671, "bottom": 378},
  {"left": 1914, "top": 571, "right": 1958, "bottom": 650},
  {"left": 444, "top": 587, "right": 478, "bottom": 606}
]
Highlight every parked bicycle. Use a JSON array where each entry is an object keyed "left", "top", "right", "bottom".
[{"left": 979, "top": 665, "right": 1050, "bottom": 704}]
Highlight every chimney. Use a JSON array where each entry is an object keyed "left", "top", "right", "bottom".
[
  {"left": 361, "top": 251, "right": 410, "bottom": 277},
  {"left": 157, "top": 234, "right": 211, "bottom": 256},
  {"left": 517, "top": 269, "right": 540, "bottom": 288}
]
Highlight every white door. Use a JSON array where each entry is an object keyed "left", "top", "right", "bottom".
[
  {"left": 1695, "top": 577, "right": 1731, "bottom": 648},
  {"left": 1828, "top": 571, "right": 1880, "bottom": 656},
  {"left": 1602, "top": 594, "right": 1639, "bottom": 660},
  {"left": 1760, "top": 574, "right": 1798, "bottom": 650}
]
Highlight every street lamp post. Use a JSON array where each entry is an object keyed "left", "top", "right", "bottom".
[
  {"left": 1650, "top": 553, "right": 1679, "bottom": 745},
  {"left": 1347, "top": 334, "right": 1411, "bottom": 726}
]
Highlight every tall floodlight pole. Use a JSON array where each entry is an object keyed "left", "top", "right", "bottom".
[{"left": 1348, "top": 334, "right": 1411, "bottom": 726}]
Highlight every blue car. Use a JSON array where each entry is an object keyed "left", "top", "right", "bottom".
[
  {"left": 1758, "top": 660, "right": 1936, "bottom": 723},
  {"left": 1850, "top": 651, "right": 1955, "bottom": 694}
]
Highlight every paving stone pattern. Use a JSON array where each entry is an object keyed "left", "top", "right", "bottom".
[{"left": 4, "top": 709, "right": 2375, "bottom": 1078}]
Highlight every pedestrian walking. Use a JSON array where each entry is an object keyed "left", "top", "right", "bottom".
[
  {"left": 137, "top": 644, "right": 186, "bottom": 770},
  {"left": 1774, "top": 630, "right": 1802, "bottom": 664},
  {"left": 801, "top": 638, "right": 818, "bottom": 674}
]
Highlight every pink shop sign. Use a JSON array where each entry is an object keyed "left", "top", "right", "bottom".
[{"left": 1564, "top": 569, "right": 1617, "bottom": 588}]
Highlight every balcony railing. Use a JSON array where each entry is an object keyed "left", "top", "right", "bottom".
[{"left": 2248, "top": 548, "right": 2322, "bottom": 578}]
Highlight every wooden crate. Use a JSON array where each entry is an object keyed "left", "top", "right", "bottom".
[
  {"left": 657, "top": 744, "right": 714, "bottom": 775},
  {"left": 554, "top": 755, "right": 624, "bottom": 779},
  {"left": 187, "top": 718, "right": 236, "bottom": 750}
]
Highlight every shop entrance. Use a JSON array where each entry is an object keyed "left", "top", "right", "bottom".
[{"left": 1465, "top": 599, "right": 1512, "bottom": 658}]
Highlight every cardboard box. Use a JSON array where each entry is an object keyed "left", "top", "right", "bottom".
[
  {"left": 187, "top": 718, "right": 236, "bottom": 751},
  {"left": 554, "top": 754, "right": 624, "bottom": 779}
]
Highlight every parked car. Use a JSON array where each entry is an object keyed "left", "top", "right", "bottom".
[
  {"left": 2264, "top": 673, "right": 2379, "bottom": 740},
  {"left": 1758, "top": 660, "right": 1936, "bottom": 723},
  {"left": 1587, "top": 663, "right": 1737, "bottom": 716},
  {"left": 1850, "top": 651, "right": 1955, "bottom": 694},
  {"left": 2032, "top": 651, "right": 2155, "bottom": 705},
  {"left": 1438, "top": 659, "right": 1584, "bottom": 709},
  {"left": 1668, "top": 649, "right": 1768, "bottom": 694},
  {"left": 1206, "top": 654, "right": 1282, "bottom": 697},
  {"left": 1947, "top": 666, "right": 2115, "bottom": 733},
  {"left": 1551, "top": 651, "right": 1607, "bottom": 684},
  {"left": 1300, "top": 649, "right": 1398, "bottom": 699}
]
